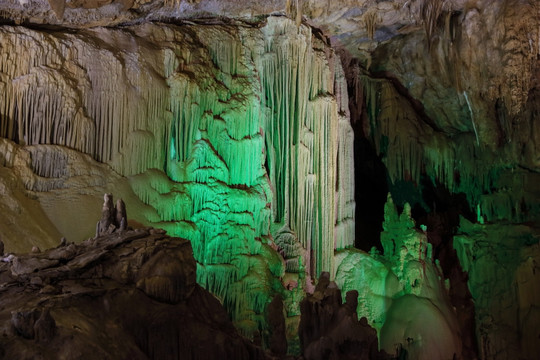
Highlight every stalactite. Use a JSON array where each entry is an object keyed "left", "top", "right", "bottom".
[
  {"left": 28, "top": 146, "right": 67, "bottom": 178},
  {"left": 356, "top": 60, "right": 540, "bottom": 227},
  {"left": 334, "top": 61, "right": 355, "bottom": 251},
  {"left": 0, "top": 18, "right": 356, "bottom": 337},
  {"left": 0, "top": 139, "right": 16, "bottom": 167},
  {"left": 420, "top": 0, "right": 447, "bottom": 44},
  {"left": 259, "top": 17, "right": 355, "bottom": 277},
  {"left": 364, "top": 8, "right": 379, "bottom": 40},
  {"left": 286, "top": 0, "right": 303, "bottom": 27}
]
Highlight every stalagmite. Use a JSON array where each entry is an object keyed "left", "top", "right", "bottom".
[{"left": 335, "top": 194, "right": 462, "bottom": 359}]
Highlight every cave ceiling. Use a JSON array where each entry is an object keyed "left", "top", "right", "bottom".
[{"left": 3, "top": 0, "right": 538, "bottom": 156}]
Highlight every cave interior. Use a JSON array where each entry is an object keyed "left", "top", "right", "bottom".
[{"left": 0, "top": 0, "right": 539, "bottom": 359}]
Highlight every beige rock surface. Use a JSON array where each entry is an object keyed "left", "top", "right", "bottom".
[{"left": 0, "top": 139, "right": 154, "bottom": 252}]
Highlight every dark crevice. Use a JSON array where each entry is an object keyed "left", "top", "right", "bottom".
[
  {"left": 413, "top": 177, "right": 479, "bottom": 360},
  {"left": 353, "top": 136, "right": 388, "bottom": 251}
]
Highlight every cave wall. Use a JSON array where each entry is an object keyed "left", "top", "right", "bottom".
[{"left": 0, "top": 16, "right": 356, "bottom": 337}]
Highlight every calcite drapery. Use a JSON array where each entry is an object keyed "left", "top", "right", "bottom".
[{"left": 0, "top": 16, "right": 355, "bottom": 335}]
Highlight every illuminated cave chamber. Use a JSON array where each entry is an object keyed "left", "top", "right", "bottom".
[{"left": 0, "top": 1, "right": 539, "bottom": 359}]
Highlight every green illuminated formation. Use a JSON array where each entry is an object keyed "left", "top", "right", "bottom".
[
  {"left": 454, "top": 219, "right": 540, "bottom": 359},
  {"left": 0, "top": 18, "right": 355, "bottom": 338},
  {"left": 335, "top": 194, "right": 461, "bottom": 359},
  {"left": 350, "top": 33, "right": 540, "bottom": 358},
  {"left": 0, "top": 2, "right": 538, "bottom": 358},
  {"left": 357, "top": 73, "right": 540, "bottom": 224}
]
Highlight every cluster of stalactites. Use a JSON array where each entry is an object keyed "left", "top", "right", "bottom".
[
  {"left": 0, "top": 18, "right": 357, "bottom": 336},
  {"left": 360, "top": 73, "right": 539, "bottom": 223},
  {"left": 0, "top": 26, "right": 171, "bottom": 177},
  {"left": 259, "top": 17, "right": 355, "bottom": 277}
]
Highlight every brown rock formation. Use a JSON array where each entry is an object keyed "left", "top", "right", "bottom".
[
  {"left": 299, "top": 272, "right": 394, "bottom": 360},
  {"left": 0, "top": 227, "right": 266, "bottom": 359}
]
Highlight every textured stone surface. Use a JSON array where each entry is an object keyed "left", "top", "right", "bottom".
[
  {"left": 0, "top": 16, "right": 356, "bottom": 339},
  {"left": 0, "top": 227, "right": 266, "bottom": 359}
]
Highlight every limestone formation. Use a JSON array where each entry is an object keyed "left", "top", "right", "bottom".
[
  {"left": 454, "top": 219, "right": 540, "bottom": 360},
  {"left": 96, "top": 194, "right": 129, "bottom": 236},
  {"left": 116, "top": 198, "right": 127, "bottom": 231},
  {"left": 0, "top": 227, "right": 266, "bottom": 360},
  {"left": 334, "top": 194, "right": 462, "bottom": 359},
  {"left": 97, "top": 193, "right": 116, "bottom": 236},
  {"left": 0, "top": 18, "right": 358, "bottom": 337}
]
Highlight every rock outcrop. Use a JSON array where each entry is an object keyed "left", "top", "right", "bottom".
[{"left": 0, "top": 226, "right": 266, "bottom": 359}]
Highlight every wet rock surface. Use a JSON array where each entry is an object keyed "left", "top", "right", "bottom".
[{"left": 0, "top": 228, "right": 266, "bottom": 359}]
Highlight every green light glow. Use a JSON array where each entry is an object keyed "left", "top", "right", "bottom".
[
  {"left": 169, "top": 135, "right": 176, "bottom": 160},
  {"left": 335, "top": 194, "right": 460, "bottom": 358},
  {"left": 125, "top": 18, "right": 357, "bottom": 340},
  {"left": 5, "top": 17, "right": 355, "bottom": 340},
  {"left": 454, "top": 218, "right": 539, "bottom": 358}
]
